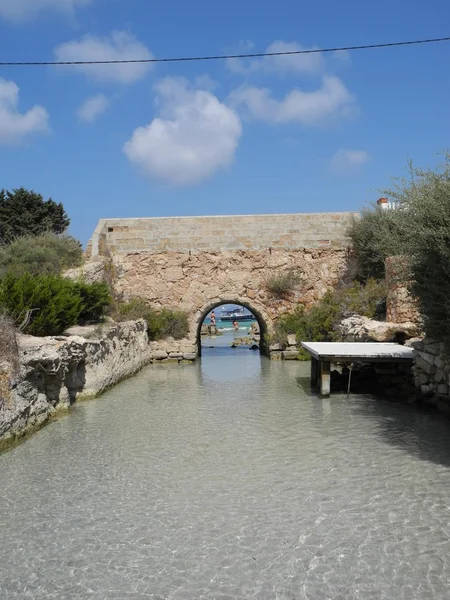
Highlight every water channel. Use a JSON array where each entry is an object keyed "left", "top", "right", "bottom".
[{"left": 1, "top": 337, "right": 450, "bottom": 599}]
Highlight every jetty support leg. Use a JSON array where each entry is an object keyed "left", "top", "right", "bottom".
[
  {"left": 310, "top": 358, "right": 318, "bottom": 391},
  {"left": 320, "top": 360, "right": 331, "bottom": 397}
]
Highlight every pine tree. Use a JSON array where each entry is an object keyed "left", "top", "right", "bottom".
[{"left": 0, "top": 188, "right": 70, "bottom": 246}]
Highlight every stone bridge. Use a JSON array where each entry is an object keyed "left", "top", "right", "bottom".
[{"left": 87, "top": 213, "right": 355, "bottom": 355}]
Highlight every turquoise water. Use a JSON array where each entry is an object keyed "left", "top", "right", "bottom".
[{"left": 1, "top": 350, "right": 450, "bottom": 598}]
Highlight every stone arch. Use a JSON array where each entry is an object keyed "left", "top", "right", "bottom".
[{"left": 194, "top": 297, "right": 273, "bottom": 357}]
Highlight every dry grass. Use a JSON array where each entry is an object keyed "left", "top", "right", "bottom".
[{"left": 265, "top": 269, "right": 301, "bottom": 299}]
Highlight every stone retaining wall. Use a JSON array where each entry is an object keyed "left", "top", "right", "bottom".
[
  {"left": 0, "top": 321, "right": 196, "bottom": 449},
  {"left": 412, "top": 339, "right": 450, "bottom": 415}
]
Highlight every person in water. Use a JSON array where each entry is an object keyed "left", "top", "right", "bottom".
[
  {"left": 210, "top": 311, "right": 216, "bottom": 326},
  {"left": 233, "top": 321, "right": 239, "bottom": 331}
]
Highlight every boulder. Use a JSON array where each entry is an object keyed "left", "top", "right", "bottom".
[
  {"left": 286, "top": 334, "right": 297, "bottom": 347},
  {"left": 64, "top": 261, "right": 106, "bottom": 285},
  {"left": 337, "top": 315, "right": 421, "bottom": 343}
]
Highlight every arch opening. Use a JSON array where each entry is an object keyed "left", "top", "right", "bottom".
[{"left": 196, "top": 300, "right": 269, "bottom": 357}]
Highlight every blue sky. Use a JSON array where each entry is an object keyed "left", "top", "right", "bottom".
[{"left": 0, "top": 0, "right": 449, "bottom": 245}]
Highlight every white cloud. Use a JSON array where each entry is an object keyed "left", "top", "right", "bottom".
[
  {"left": 0, "top": 0, "right": 91, "bottom": 22},
  {"left": 77, "top": 94, "right": 109, "bottom": 123},
  {"left": 123, "top": 77, "right": 242, "bottom": 186},
  {"left": 330, "top": 148, "right": 370, "bottom": 175},
  {"left": 55, "top": 31, "right": 152, "bottom": 84},
  {"left": 229, "top": 76, "right": 356, "bottom": 126},
  {"left": 0, "top": 78, "right": 49, "bottom": 144},
  {"left": 227, "top": 40, "right": 324, "bottom": 75}
]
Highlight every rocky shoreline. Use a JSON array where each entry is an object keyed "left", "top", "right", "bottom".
[{"left": 0, "top": 320, "right": 196, "bottom": 450}]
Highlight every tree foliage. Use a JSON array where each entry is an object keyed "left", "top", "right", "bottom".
[
  {"left": 0, "top": 188, "right": 70, "bottom": 246},
  {"left": 348, "top": 208, "right": 405, "bottom": 280},
  {"left": 0, "top": 232, "right": 82, "bottom": 278},
  {"left": 348, "top": 152, "right": 450, "bottom": 347}
]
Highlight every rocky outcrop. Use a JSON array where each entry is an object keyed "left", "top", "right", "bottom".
[
  {"left": 64, "top": 260, "right": 107, "bottom": 284},
  {"left": 338, "top": 315, "right": 421, "bottom": 343},
  {"left": 0, "top": 321, "right": 197, "bottom": 449}
]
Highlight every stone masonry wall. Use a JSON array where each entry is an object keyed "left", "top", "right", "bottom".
[
  {"left": 412, "top": 339, "right": 450, "bottom": 415},
  {"left": 0, "top": 321, "right": 196, "bottom": 449},
  {"left": 89, "top": 213, "right": 355, "bottom": 258},
  {"left": 110, "top": 248, "right": 351, "bottom": 344},
  {"left": 385, "top": 256, "right": 421, "bottom": 325}
]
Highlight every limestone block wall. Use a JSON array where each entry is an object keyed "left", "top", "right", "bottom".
[{"left": 89, "top": 213, "right": 355, "bottom": 259}]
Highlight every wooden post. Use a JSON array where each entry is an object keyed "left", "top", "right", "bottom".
[
  {"left": 320, "top": 360, "right": 331, "bottom": 397},
  {"left": 310, "top": 358, "right": 318, "bottom": 391}
]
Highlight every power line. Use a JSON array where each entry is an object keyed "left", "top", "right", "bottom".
[{"left": 0, "top": 36, "right": 449, "bottom": 67}]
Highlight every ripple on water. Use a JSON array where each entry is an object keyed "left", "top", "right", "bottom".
[{"left": 1, "top": 351, "right": 450, "bottom": 599}]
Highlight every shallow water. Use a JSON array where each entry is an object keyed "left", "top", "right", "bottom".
[{"left": 1, "top": 348, "right": 450, "bottom": 599}]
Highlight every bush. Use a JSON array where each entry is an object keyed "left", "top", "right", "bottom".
[
  {"left": 75, "top": 282, "right": 111, "bottom": 324},
  {"left": 152, "top": 309, "right": 189, "bottom": 340},
  {"left": 265, "top": 269, "right": 300, "bottom": 298},
  {"left": 113, "top": 298, "right": 151, "bottom": 322},
  {"left": 113, "top": 298, "right": 189, "bottom": 340},
  {"left": 272, "top": 280, "right": 386, "bottom": 358},
  {"left": 0, "top": 232, "right": 82, "bottom": 278},
  {"left": 0, "top": 274, "right": 82, "bottom": 336},
  {"left": 0, "top": 275, "right": 111, "bottom": 336}
]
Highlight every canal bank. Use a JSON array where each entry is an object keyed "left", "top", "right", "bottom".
[{"left": 0, "top": 320, "right": 197, "bottom": 450}]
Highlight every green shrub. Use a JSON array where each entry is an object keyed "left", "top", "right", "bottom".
[
  {"left": 153, "top": 309, "right": 189, "bottom": 340},
  {"left": 272, "top": 279, "right": 387, "bottom": 358},
  {"left": 113, "top": 298, "right": 189, "bottom": 340},
  {"left": 265, "top": 269, "right": 300, "bottom": 298},
  {"left": 0, "top": 275, "right": 111, "bottom": 336},
  {"left": 0, "top": 232, "right": 82, "bottom": 278},
  {"left": 0, "top": 273, "right": 82, "bottom": 336},
  {"left": 75, "top": 282, "right": 111, "bottom": 324},
  {"left": 113, "top": 298, "right": 151, "bottom": 322}
]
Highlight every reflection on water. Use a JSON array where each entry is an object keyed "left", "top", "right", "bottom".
[{"left": 1, "top": 351, "right": 450, "bottom": 599}]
